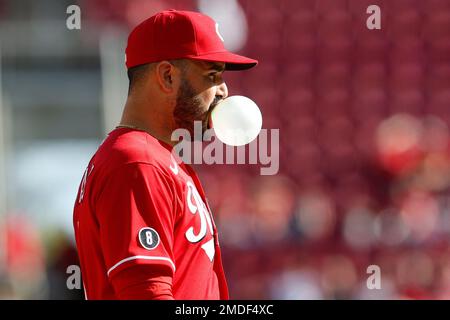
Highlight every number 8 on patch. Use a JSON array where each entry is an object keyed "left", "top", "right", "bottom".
[{"left": 138, "top": 227, "right": 160, "bottom": 250}]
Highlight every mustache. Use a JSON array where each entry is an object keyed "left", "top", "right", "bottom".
[
  {"left": 206, "top": 96, "right": 222, "bottom": 117},
  {"left": 205, "top": 96, "right": 223, "bottom": 130},
  {"left": 211, "top": 96, "right": 222, "bottom": 108}
]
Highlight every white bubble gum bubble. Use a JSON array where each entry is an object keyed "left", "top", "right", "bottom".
[{"left": 210, "top": 95, "right": 263, "bottom": 146}]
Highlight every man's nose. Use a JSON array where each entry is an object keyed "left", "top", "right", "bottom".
[{"left": 217, "top": 82, "right": 228, "bottom": 100}]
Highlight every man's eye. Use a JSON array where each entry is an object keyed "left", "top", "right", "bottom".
[{"left": 208, "top": 73, "right": 217, "bottom": 81}]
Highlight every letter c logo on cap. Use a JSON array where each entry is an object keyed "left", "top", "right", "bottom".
[{"left": 215, "top": 23, "right": 225, "bottom": 42}]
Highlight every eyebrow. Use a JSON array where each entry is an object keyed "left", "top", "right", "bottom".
[{"left": 204, "top": 62, "right": 226, "bottom": 73}]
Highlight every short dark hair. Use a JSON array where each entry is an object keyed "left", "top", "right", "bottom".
[
  {"left": 170, "top": 59, "right": 188, "bottom": 73},
  {"left": 127, "top": 63, "right": 151, "bottom": 95},
  {"left": 126, "top": 59, "right": 189, "bottom": 95}
]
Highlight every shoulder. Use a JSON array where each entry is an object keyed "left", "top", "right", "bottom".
[
  {"left": 89, "top": 128, "right": 184, "bottom": 201},
  {"left": 95, "top": 128, "right": 175, "bottom": 175}
]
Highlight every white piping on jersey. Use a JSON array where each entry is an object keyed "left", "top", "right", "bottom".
[
  {"left": 107, "top": 255, "right": 176, "bottom": 276},
  {"left": 83, "top": 283, "right": 88, "bottom": 300},
  {"left": 169, "top": 155, "right": 179, "bottom": 175}
]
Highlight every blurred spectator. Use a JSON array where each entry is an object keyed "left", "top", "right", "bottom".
[
  {"left": 248, "top": 175, "right": 297, "bottom": 244},
  {"left": 44, "top": 230, "right": 84, "bottom": 300},
  {"left": 4, "top": 214, "right": 46, "bottom": 299}
]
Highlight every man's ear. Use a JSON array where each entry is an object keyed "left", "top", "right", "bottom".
[{"left": 155, "top": 61, "right": 178, "bottom": 93}]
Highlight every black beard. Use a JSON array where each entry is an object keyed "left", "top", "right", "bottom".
[{"left": 173, "top": 78, "right": 221, "bottom": 138}]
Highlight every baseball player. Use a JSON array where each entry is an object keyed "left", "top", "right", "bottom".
[{"left": 73, "top": 10, "right": 257, "bottom": 300}]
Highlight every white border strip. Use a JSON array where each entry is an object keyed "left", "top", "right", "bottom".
[{"left": 107, "top": 255, "right": 176, "bottom": 276}]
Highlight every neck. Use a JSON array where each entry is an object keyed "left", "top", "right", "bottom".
[{"left": 119, "top": 96, "right": 177, "bottom": 146}]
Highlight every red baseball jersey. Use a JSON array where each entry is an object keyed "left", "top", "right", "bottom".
[{"left": 73, "top": 127, "right": 228, "bottom": 300}]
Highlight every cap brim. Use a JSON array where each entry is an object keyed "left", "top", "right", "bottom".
[{"left": 186, "top": 51, "right": 258, "bottom": 71}]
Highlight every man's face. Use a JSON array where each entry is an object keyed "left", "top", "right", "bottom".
[{"left": 173, "top": 60, "right": 228, "bottom": 136}]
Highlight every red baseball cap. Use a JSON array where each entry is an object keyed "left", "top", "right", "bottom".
[{"left": 125, "top": 9, "right": 258, "bottom": 71}]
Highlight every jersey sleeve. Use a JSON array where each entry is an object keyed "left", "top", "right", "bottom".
[
  {"left": 112, "top": 264, "right": 174, "bottom": 300},
  {"left": 95, "top": 162, "right": 178, "bottom": 280}
]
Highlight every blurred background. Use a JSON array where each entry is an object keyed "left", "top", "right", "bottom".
[{"left": 0, "top": 0, "right": 450, "bottom": 299}]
